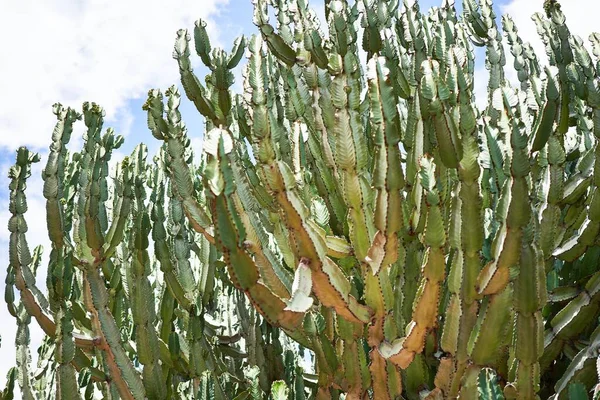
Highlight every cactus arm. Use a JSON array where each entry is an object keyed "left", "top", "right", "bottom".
[
  {"left": 243, "top": 35, "right": 370, "bottom": 325},
  {"left": 82, "top": 265, "right": 146, "bottom": 399},
  {"left": 302, "top": 64, "right": 347, "bottom": 235},
  {"left": 207, "top": 131, "right": 303, "bottom": 330},
  {"left": 42, "top": 105, "right": 96, "bottom": 397},
  {"left": 328, "top": 53, "right": 373, "bottom": 261},
  {"left": 143, "top": 89, "right": 215, "bottom": 244},
  {"left": 128, "top": 145, "right": 166, "bottom": 399},
  {"left": 229, "top": 149, "right": 293, "bottom": 293},
  {"left": 172, "top": 30, "right": 218, "bottom": 124},
  {"left": 149, "top": 154, "right": 195, "bottom": 311},
  {"left": 421, "top": 59, "right": 463, "bottom": 169},
  {"left": 9, "top": 148, "right": 95, "bottom": 351},
  {"left": 15, "top": 305, "right": 34, "bottom": 400},
  {"left": 65, "top": 125, "right": 146, "bottom": 398},
  {"left": 228, "top": 35, "right": 246, "bottom": 69},
  {"left": 531, "top": 68, "right": 560, "bottom": 152},
  {"left": 463, "top": 0, "right": 506, "bottom": 112},
  {"left": 193, "top": 19, "right": 212, "bottom": 67},
  {"left": 8, "top": 150, "right": 51, "bottom": 327},
  {"left": 253, "top": 1, "right": 296, "bottom": 67},
  {"left": 227, "top": 139, "right": 293, "bottom": 295},
  {"left": 231, "top": 193, "right": 291, "bottom": 299},
  {"left": 43, "top": 104, "right": 80, "bottom": 250},
  {"left": 537, "top": 125, "right": 566, "bottom": 273},
  {"left": 366, "top": 56, "right": 405, "bottom": 275},
  {"left": 151, "top": 177, "right": 193, "bottom": 310},
  {"left": 502, "top": 14, "right": 543, "bottom": 101},
  {"left": 72, "top": 103, "right": 100, "bottom": 262},
  {"left": 6, "top": 149, "right": 42, "bottom": 399},
  {"left": 538, "top": 2, "right": 574, "bottom": 132},
  {"left": 553, "top": 27, "right": 600, "bottom": 263},
  {"left": 475, "top": 87, "right": 545, "bottom": 398},
  {"left": 552, "top": 325, "right": 600, "bottom": 397},
  {"left": 506, "top": 239, "right": 546, "bottom": 398},
  {"left": 381, "top": 157, "right": 446, "bottom": 369},
  {"left": 55, "top": 308, "right": 82, "bottom": 400},
  {"left": 437, "top": 46, "right": 484, "bottom": 397},
  {"left": 543, "top": 271, "right": 600, "bottom": 367},
  {"left": 360, "top": 55, "right": 408, "bottom": 400},
  {"left": 149, "top": 87, "right": 310, "bottom": 347},
  {"left": 81, "top": 103, "right": 109, "bottom": 257},
  {"left": 102, "top": 160, "right": 134, "bottom": 260}
]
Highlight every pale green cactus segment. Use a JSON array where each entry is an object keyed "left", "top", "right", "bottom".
[
  {"left": 502, "top": 14, "right": 543, "bottom": 99},
  {"left": 231, "top": 192, "right": 291, "bottom": 298},
  {"left": 366, "top": 56, "right": 405, "bottom": 275},
  {"left": 15, "top": 305, "right": 34, "bottom": 400},
  {"left": 514, "top": 244, "right": 547, "bottom": 315},
  {"left": 538, "top": 136, "right": 566, "bottom": 261},
  {"left": 84, "top": 266, "right": 146, "bottom": 400},
  {"left": 478, "top": 116, "right": 531, "bottom": 297},
  {"left": 421, "top": 59, "right": 464, "bottom": 169},
  {"left": 384, "top": 157, "right": 445, "bottom": 369},
  {"left": 78, "top": 102, "right": 112, "bottom": 256},
  {"left": 229, "top": 148, "right": 293, "bottom": 292},
  {"left": 193, "top": 19, "right": 212, "bottom": 67},
  {"left": 128, "top": 144, "right": 166, "bottom": 399},
  {"left": 172, "top": 30, "right": 218, "bottom": 123},
  {"left": 55, "top": 307, "right": 82, "bottom": 400},
  {"left": 187, "top": 313, "right": 207, "bottom": 379},
  {"left": 188, "top": 112, "right": 304, "bottom": 333},
  {"left": 143, "top": 87, "right": 214, "bottom": 242},
  {"left": 8, "top": 148, "right": 94, "bottom": 351},
  {"left": 549, "top": 20, "right": 600, "bottom": 264},
  {"left": 244, "top": 36, "right": 370, "bottom": 326},
  {"left": 167, "top": 193, "right": 197, "bottom": 300},
  {"left": 303, "top": 72, "right": 344, "bottom": 193},
  {"left": 43, "top": 103, "right": 80, "bottom": 249},
  {"left": 103, "top": 157, "right": 134, "bottom": 260},
  {"left": 536, "top": 1, "right": 574, "bottom": 131},
  {"left": 505, "top": 89, "right": 547, "bottom": 396},
  {"left": 213, "top": 192, "right": 260, "bottom": 290},
  {"left": 150, "top": 158, "right": 193, "bottom": 311},
  {"left": 531, "top": 69, "right": 560, "bottom": 152},
  {"left": 553, "top": 325, "right": 600, "bottom": 397},
  {"left": 329, "top": 65, "right": 372, "bottom": 261},
  {"left": 204, "top": 132, "right": 259, "bottom": 288},
  {"left": 546, "top": 270, "right": 600, "bottom": 346},
  {"left": 254, "top": 15, "right": 296, "bottom": 66},
  {"left": 511, "top": 243, "right": 546, "bottom": 398},
  {"left": 468, "top": 285, "right": 513, "bottom": 366}
]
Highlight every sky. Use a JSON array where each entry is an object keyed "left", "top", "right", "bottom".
[{"left": 0, "top": 0, "right": 599, "bottom": 391}]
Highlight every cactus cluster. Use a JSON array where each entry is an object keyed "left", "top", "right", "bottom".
[{"left": 5, "top": 0, "right": 600, "bottom": 399}]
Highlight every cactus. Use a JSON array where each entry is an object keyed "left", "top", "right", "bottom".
[{"left": 6, "top": 0, "right": 600, "bottom": 399}]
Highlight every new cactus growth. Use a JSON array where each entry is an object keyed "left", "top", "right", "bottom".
[{"left": 5, "top": 0, "right": 600, "bottom": 399}]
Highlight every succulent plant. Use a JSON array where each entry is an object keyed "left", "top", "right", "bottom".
[{"left": 6, "top": 0, "right": 600, "bottom": 399}]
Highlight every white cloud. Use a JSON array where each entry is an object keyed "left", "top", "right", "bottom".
[
  {"left": 0, "top": 0, "right": 229, "bottom": 390},
  {"left": 0, "top": 0, "right": 229, "bottom": 151}
]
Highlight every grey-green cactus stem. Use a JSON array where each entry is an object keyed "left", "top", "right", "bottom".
[{"left": 128, "top": 144, "right": 166, "bottom": 399}]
